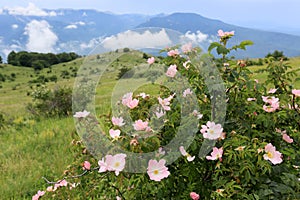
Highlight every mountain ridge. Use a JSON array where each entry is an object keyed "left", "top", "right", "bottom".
[{"left": 1, "top": 10, "right": 300, "bottom": 60}]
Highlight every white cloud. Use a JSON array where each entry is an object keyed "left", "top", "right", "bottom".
[
  {"left": 6, "top": 3, "right": 57, "bottom": 16},
  {"left": 24, "top": 20, "right": 58, "bottom": 52},
  {"left": 65, "top": 24, "right": 77, "bottom": 29},
  {"left": 75, "top": 21, "right": 85, "bottom": 26},
  {"left": 64, "top": 21, "right": 85, "bottom": 29},
  {"left": 12, "top": 24, "right": 19, "bottom": 29},
  {"left": 102, "top": 29, "right": 172, "bottom": 50},
  {"left": 183, "top": 31, "right": 208, "bottom": 43},
  {"left": 80, "top": 37, "right": 104, "bottom": 49}
]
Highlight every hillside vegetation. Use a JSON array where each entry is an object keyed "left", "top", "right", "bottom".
[{"left": 0, "top": 48, "right": 299, "bottom": 199}]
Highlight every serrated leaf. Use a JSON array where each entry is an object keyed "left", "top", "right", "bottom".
[{"left": 208, "top": 42, "right": 222, "bottom": 53}]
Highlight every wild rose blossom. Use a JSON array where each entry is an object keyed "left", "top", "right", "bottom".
[
  {"left": 147, "top": 57, "right": 155, "bottom": 64},
  {"left": 138, "top": 92, "right": 149, "bottom": 99},
  {"left": 98, "top": 154, "right": 127, "bottom": 176},
  {"left": 122, "top": 92, "right": 133, "bottom": 106},
  {"left": 127, "top": 99, "right": 139, "bottom": 109},
  {"left": 247, "top": 98, "right": 256, "bottom": 101},
  {"left": 268, "top": 88, "right": 277, "bottom": 94},
  {"left": 183, "top": 88, "right": 193, "bottom": 97},
  {"left": 190, "top": 192, "right": 200, "bottom": 200},
  {"left": 166, "top": 64, "right": 177, "bottom": 77},
  {"left": 183, "top": 60, "right": 191, "bottom": 69},
  {"left": 200, "top": 121, "right": 223, "bottom": 140},
  {"left": 167, "top": 49, "right": 180, "bottom": 57},
  {"left": 133, "top": 119, "right": 149, "bottom": 131},
  {"left": 192, "top": 110, "right": 203, "bottom": 119},
  {"left": 158, "top": 94, "right": 174, "bottom": 111},
  {"left": 179, "top": 146, "right": 195, "bottom": 161},
  {"left": 155, "top": 108, "right": 166, "bottom": 119},
  {"left": 292, "top": 89, "right": 300, "bottom": 97},
  {"left": 206, "top": 147, "right": 223, "bottom": 161},
  {"left": 112, "top": 116, "right": 125, "bottom": 126},
  {"left": 83, "top": 161, "right": 91, "bottom": 170},
  {"left": 32, "top": 190, "right": 45, "bottom": 200},
  {"left": 73, "top": 110, "right": 90, "bottom": 118},
  {"left": 109, "top": 129, "right": 121, "bottom": 139},
  {"left": 147, "top": 159, "right": 170, "bottom": 181},
  {"left": 262, "top": 96, "right": 280, "bottom": 112},
  {"left": 181, "top": 42, "right": 193, "bottom": 53},
  {"left": 263, "top": 143, "right": 283, "bottom": 165},
  {"left": 122, "top": 92, "right": 139, "bottom": 109},
  {"left": 218, "top": 29, "right": 234, "bottom": 37},
  {"left": 282, "top": 133, "right": 293, "bottom": 143}
]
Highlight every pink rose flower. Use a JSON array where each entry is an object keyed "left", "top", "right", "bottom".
[
  {"left": 181, "top": 42, "right": 193, "bottom": 53},
  {"left": 183, "top": 60, "right": 191, "bottom": 69},
  {"left": 183, "top": 88, "right": 193, "bottom": 97},
  {"left": 292, "top": 89, "right": 300, "bottom": 97},
  {"left": 147, "top": 57, "right": 155, "bottom": 64},
  {"left": 121, "top": 92, "right": 139, "bottom": 109},
  {"left": 206, "top": 147, "right": 223, "bottom": 161},
  {"left": 83, "top": 161, "right": 91, "bottom": 170},
  {"left": 112, "top": 116, "right": 125, "bottom": 126},
  {"left": 282, "top": 133, "right": 293, "bottom": 143},
  {"left": 127, "top": 99, "right": 139, "bottom": 109},
  {"left": 158, "top": 94, "right": 174, "bottom": 111},
  {"left": 166, "top": 64, "right": 177, "bottom": 78},
  {"left": 133, "top": 119, "right": 149, "bottom": 131},
  {"left": 109, "top": 129, "right": 121, "bottom": 139},
  {"left": 217, "top": 29, "right": 234, "bottom": 37},
  {"left": 268, "top": 88, "right": 277, "bottom": 94},
  {"left": 98, "top": 154, "right": 127, "bottom": 176},
  {"left": 263, "top": 143, "right": 283, "bottom": 165},
  {"left": 73, "top": 110, "right": 90, "bottom": 118},
  {"left": 155, "top": 108, "right": 166, "bottom": 119},
  {"left": 190, "top": 192, "right": 200, "bottom": 200},
  {"left": 147, "top": 159, "right": 170, "bottom": 181},
  {"left": 32, "top": 190, "right": 45, "bottom": 200},
  {"left": 167, "top": 49, "right": 179, "bottom": 57},
  {"left": 247, "top": 98, "right": 256, "bottom": 101},
  {"left": 200, "top": 121, "right": 223, "bottom": 140},
  {"left": 179, "top": 146, "right": 195, "bottom": 161},
  {"left": 122, "top": 92, "right": 133, "bottom": 106}
]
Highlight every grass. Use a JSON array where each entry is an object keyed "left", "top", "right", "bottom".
[
  {"left": 249, "top": 57, "right": 300, "bottom": 88},
  {"left": 0, "top": 117, "right": 76, "bottom": 199},
  {"left": 0, "top": 51, "right": 299, "bottom": 199}
]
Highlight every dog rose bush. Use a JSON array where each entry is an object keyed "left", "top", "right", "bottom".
[{"left": 35, "top": 30, "right": 299, "bottom": 199}]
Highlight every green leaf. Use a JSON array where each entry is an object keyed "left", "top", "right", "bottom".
[
  {"left": 208, "top": 42, "right": 222, "bottom": 53},
  {"left": 239, "top": 40, "right": 254, "bottom": 49},
  {"left": 216, "top": 46, "right": 230, "bottom": 55}
]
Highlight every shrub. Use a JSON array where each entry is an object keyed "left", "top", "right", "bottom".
[
  {"left": 35, "top": 31, "right": 300, "bottom": 199},
  {"left": 27, "top": 85, "right": 72, "bottom": 117}
]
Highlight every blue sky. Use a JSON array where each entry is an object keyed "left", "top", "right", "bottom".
[{"left": 2, "top": 0, "right": 300, "bottom": 34}]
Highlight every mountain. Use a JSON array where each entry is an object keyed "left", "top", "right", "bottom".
[
  {"left": 137, "top": 13, "right": 300, "bottom": 58},
  {"left": 0, "top": 9, "right": 300, "bottom": 61},
  {"left": 0, "top": 8, "right": 154, "bottom": 60}
]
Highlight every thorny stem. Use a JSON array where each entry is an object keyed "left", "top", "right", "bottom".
[{"left": 42, "top": 166, "right": 100, "bottom": 184}]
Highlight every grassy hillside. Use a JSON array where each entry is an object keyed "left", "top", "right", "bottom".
[{"left": 0, "top": 51, "right": 299, "bottom": 199}]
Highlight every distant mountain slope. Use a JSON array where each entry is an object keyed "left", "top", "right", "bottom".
[
  {"left": 137, "top": 13, "right": 300, "bottom": 58},
  {"left": 0, "top": 10, "right": 300, "bottom": 60}
]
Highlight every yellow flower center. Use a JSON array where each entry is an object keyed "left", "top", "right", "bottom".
[
  {"left": 153, "top": 170, "right": 159, "bottom": 175},
  {"left": 209, "top": 129, "right": 214, "bottom": 134},
  {"left": 267, "top": 152, "right": 274, "bottom": 158},
  {"left": 114, "top": 162, "right": 120, "bottom": 168}
]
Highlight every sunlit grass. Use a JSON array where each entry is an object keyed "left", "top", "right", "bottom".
[{"left": 0, "top": 117, "right": 76, "bottom": 199}]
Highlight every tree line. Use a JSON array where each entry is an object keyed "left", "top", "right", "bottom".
[{"left": 7, "top": 51, "right": 81, "bottom": 70}]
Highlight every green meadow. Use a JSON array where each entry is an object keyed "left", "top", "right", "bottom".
[{"left": 0, "top": 50, "right": 299, "bottom": 199}]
